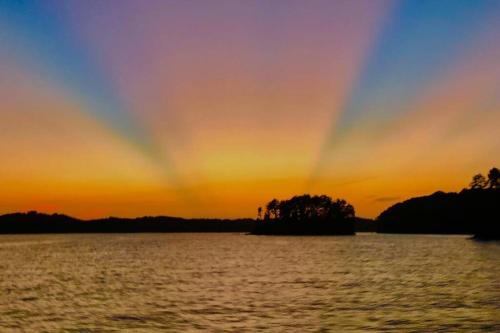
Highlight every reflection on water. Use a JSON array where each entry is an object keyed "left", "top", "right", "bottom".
[{"left": 0, "top": 233, "right": 498, "bottom": 332}]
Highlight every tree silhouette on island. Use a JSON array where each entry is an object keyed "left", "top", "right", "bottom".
[{"left": 252, "top": 194, "right": 356, "bottom": 235}]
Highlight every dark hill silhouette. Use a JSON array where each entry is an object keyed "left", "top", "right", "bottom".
[
  {"left": 0, "top": 211, "right": 255, "bottom": 234},
  {"left": 0, "top": 211, "right": 81, "bottom": 233},
  {"left": 252, "top": 194, "right": 355, "bottom": 235},
  {"left": 377, "top": 167, "right": 499, "bottom": 239}
]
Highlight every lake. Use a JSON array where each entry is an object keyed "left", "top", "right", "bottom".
[{"left": 0, "top": 233, "right": 498, "bottom": 332}]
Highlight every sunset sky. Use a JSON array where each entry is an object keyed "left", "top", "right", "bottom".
[{"left": 1, "top": 0, "right": 499, "bottom": 219}]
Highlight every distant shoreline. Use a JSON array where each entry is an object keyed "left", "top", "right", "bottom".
[
  {"left": 1, "top": 187, "right": 497, "bottom": 239},
  {"left": 0, "top": 212, "right": 255, "bottom": 234},
  {"left": 0, "top": 212, "right": 377, "bottom": 235}
]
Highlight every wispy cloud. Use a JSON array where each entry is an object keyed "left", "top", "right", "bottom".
[{"left": 372, "top": 196, "right": 400, "bottom": 203}]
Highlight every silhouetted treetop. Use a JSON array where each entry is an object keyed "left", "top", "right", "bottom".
[
  {"left": 487, "top": 167, "right": 499, "bottom": 189},
  {"left": 470, "top": 174, "right": 487, "bottom": 189},
  {"left": 470, "top": 167, "right": 499, "bottom": 190}
]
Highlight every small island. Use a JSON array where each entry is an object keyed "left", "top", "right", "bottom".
[{"left": 252, "top": 194, "right": 356, "bottom": 235}]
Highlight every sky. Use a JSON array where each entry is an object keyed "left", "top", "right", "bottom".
[{"left": 0, "top": 0, "right": 499, "bottom": 219}]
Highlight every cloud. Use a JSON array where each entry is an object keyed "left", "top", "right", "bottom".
[{"left": 372, "top": 196, "right": 400, "bottom": 203}]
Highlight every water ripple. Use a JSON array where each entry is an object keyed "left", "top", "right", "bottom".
[{"left": 0, "top": 233, "right": 498, "bottom": 332}]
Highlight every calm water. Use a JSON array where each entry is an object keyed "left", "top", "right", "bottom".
[{"left": 0, "top": 233, "right": 498, "bottom": 332}]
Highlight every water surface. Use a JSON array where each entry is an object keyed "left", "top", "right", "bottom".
[{"left": 0, "top": 233, "right": 498, "bottom": 332}]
